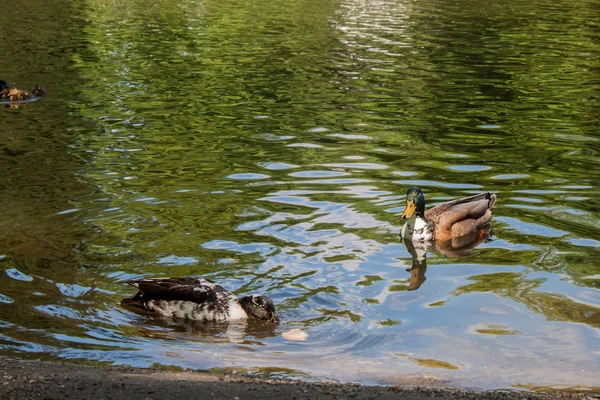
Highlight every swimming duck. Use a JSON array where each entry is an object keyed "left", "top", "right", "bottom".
[
  {"left": 0, "top": 81, "right": 10, "bottom": 99},
  {"left": 400, "top": 186, "right": 496, "bottom": 242},
  {"left": 9, "top": 88, "right": 31, "bottom": 102},
  {"left": 32, "top": 84, "right": 45, "bottom": 97},
  {"left": 122, "top": 277, "right": 279, "bottom": 324}
]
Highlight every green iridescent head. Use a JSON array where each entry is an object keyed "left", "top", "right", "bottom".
[{"left": 401, "top": 186, "right": 425, "bottom": 219}]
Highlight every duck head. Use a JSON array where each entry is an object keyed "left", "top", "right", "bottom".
[
  {"left": 239, "top": 294, "right": 279, "bottom": 324},
  {"left": 32, "top": 84, "right": 45, "bottom": 96},
  {"left": 401, "top": 186, "right": 425, "bottom": 219}
]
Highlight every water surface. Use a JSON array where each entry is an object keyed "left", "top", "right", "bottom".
[{"left": 0, "top": 0, "right": 599, "bottom": 391}]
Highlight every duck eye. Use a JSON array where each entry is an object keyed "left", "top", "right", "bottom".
[{"left": 260, "top": 304, "right": 266, "bottom": 309}]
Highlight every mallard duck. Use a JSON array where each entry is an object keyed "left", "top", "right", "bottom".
[
  {"left": 122, "top": 277, "right": 279, "bottom": 324},
  {"left": 8, "top": 88, "right": 31, "bottom": 102},
  {"left": 32, "top": 84, "right": 45, "bottom": 97},
  {"left": 400, "top": 186, "right": 496, "bottom": 242}
]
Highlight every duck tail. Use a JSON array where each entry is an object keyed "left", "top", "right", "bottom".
[{"left": 487, "top": 193, "right": 497, "bottom": 210}]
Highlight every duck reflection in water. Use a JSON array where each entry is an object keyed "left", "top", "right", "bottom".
[
  {"left": 402, "top": 225, "right": 492, "bottom": 290},
  {"left": 131, "top": 312, "right": 279, "bottom": 342}
]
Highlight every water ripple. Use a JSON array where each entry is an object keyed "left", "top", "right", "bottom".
[{"left": 0, "top": 0, "right": 598, "bottom": 391}]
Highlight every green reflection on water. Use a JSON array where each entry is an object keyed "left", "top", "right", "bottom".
[{"left": 0, "top": 0, "right": 598, "bottom": 391}]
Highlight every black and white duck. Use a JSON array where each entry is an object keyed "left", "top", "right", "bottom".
[{"left": 122, "top": 277, "right": 279, "bottom": 324}]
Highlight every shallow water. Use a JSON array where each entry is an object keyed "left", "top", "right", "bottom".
[{"left": 0, "top": 0, "right": 599, "bottom": 391}]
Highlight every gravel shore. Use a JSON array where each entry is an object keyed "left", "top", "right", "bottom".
[{"left": 0, "top": 356, "right": 595, "bottom": 400}]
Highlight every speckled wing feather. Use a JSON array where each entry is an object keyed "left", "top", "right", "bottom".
[
  {"left": 124, "top": 277, "right": 243, "bottom": 321},
  {"left": 127, "top": 277, "right": 233, "bottom": 305}
]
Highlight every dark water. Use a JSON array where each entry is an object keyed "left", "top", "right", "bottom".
[{"left": 0, "top": 0, "right": 599, "bottom": 391}]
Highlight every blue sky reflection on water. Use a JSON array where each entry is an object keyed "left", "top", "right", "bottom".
[{"left": 0, "top": 0, "right": 598, "bottom": 391}]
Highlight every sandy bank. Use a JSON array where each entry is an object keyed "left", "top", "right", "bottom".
[{"left": 0, "top": 356, "right": 592, "bottom": 400}]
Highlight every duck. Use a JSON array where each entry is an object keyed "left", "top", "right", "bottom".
[
  {"left": 400, "top": 186, "right": 496, "bottom": 242},
  {"left": 122, "top": 277, "right": 279, "bottom": 324},
  {"left": 0, "top": 81, "right": 10, "bottom": 99},
  {"left": 9, "top": 88, "right": 31, "bottom": 102},
  {"left": 32, "top": 84, "right": 45, "bottom": 97}
]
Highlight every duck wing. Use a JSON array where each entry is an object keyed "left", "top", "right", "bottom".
[
  {"left": 126, "top": 277, "right": 232, "bottom": 304},
  {"left": 425, "top": 192, "right": 496, "bottom": 239}
]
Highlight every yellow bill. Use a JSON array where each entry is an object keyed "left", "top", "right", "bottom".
[{"left": 401, "top": 200, "right": 416, "bottom": 219}]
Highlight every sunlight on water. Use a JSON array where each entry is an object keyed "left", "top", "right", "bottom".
[{"left": 0, "top": 0, "right": 598, "bottom": 391}]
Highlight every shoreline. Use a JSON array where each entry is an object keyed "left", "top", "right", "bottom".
[{"left": 0, "top": 356, "right": 595, "bottom": 400}]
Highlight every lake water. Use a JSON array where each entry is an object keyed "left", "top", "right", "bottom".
[{"left": 0, "top": 0, "right": 598, "bottom": 391}]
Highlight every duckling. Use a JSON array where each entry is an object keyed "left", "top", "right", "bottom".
[
  {"left": 122, "top": 277, "right": 279, "bottom": 324},
  {"left": 9, "top": 88, "right": 31, "bottom": 102},
  {"left": 400, "top": 186, "right": 496, "bottom": 242},
  {"left": 32, "top": 84, "right": 45, "bottom": 97}
]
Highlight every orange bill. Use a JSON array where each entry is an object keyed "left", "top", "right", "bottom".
[{"left": 401, "top": 200, "right": 416, "bottom": 219}]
